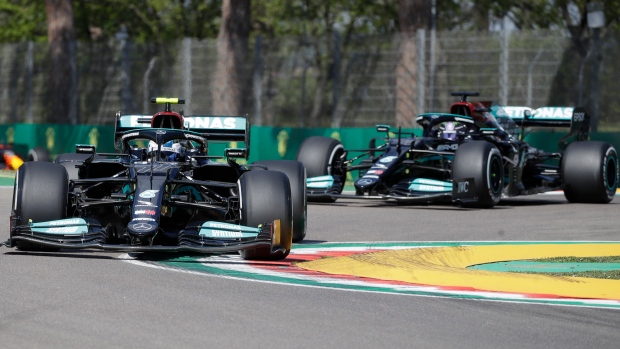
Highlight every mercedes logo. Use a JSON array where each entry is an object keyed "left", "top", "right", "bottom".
[{"left": 132, "top": 223, "right": 152, "bottom": 231}]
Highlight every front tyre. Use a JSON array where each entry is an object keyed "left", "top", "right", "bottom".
[
  {"left": 452, "top": 141, "right": 503, "bottom": 208},
  {"left": 253, "top": 160, "right": 307, "bottom": 242},
  {"left": 238, "top": 170, "right": 293, "bottom": 260},
  {"left": 562, "top": 141, "right": 618, "bottom": 203},
  {"left": 296, "top": 136, "right": 346, "bottom": 202},
  {"left": 12, "top": 162, "right": 68, "bottom": 251}
]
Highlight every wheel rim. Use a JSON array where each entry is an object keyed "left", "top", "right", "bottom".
[
  {"left": 488, "top": 155, "right": 502, "bottom": 194},
  {"left": 328, "top": 145, "right": 346, "bottom": 183},
  {"left": 606, "top": 155, "right": 618, "bottom": 191}
]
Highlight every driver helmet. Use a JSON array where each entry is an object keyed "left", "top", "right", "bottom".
[
  {"left": 439, "top": 121, "right": 458, "bottom": 140},
  {"left": 148, "top": 140, "right": 184, "bottom": 161}
]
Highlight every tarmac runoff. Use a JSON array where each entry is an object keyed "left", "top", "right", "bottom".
[{"left": 296, "top": 243, "right": 620, "bottom": 300}]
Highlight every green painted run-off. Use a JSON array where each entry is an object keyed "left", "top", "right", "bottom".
[{"left": 469, "top": 261, "right": 620, "bottom": 273}]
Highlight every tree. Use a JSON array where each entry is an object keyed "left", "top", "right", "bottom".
[
  {"left": 46, "top": 0, "right": 77, "bottom": 124},
  {"left": 395, "top": 0, "right": 427, "bottom": 127},
  {"left": 212, "top": 0, "right": 251, "bottom": 115},
  {"left": 0, "top": 1, "right": 47, "bottom": 42},
  {"left": 252, "top": 0, "right": 398, "bottom": 127}
]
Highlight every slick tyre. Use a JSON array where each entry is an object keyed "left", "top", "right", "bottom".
[
  {"left": 562, "top": 141, "right": 618, "bottom": 203},
  {"left": 453, "top": 141, "right": 503, "bottom": 208},
  {"left": 12, "top": 162, "right": 68, "bottom": 251},
  {"left": 253, "top": 160, "right": 307, "bottom": 242},
  {"left": 238, "top": 170, "right": 293, "bottom": 260},
  {"left": 296, "top": 136, "right": 346, "bottom": 202},
  {"left": 27, "top": 147, "right": 50, "bottom": 162}
]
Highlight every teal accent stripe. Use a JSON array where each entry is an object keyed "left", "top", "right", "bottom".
[{"left": 469, "top": 261, "right": 620, "bottom": 273}]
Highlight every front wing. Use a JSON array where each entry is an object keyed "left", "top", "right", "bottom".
[{"left": 3, "top": 217, "right": 286, "bottom": 255}]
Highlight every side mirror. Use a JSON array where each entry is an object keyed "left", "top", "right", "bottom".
[
  {"left": 375, "top": 124, "right": 390, "bottom": 133},
  {"left": 225, "top": 148, "right": 247, "bottom": 159}
]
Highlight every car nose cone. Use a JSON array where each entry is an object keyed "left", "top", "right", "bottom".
[
  {"left": 127, "top": 220, "right": 158, "bottom": 236},
  {"left": 355, "top": 177, "right": 379, "bottom": 189}
]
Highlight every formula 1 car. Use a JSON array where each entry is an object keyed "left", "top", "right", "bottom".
[
  {"left": 2, "top": 98, "right": 306, "bottom": 260},
  {"left": 297, "top": 92, "right": 618, "bottom": 208}
]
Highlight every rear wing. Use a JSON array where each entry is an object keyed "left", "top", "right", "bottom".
[
  {"left": 492, "top": 106, "right": 590, "bottom": 150},
  {"left": 114, "top": 113, "right": 250, "bottom": 157},
  {"left": 492, "top": 106, "right": 578, "bottom": 127},
  {"left": 115, "top": 114, "right": 248, "bottom": 141}
]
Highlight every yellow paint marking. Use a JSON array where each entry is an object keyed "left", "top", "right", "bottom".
[{"left": 297, "top": 244, "right": 620, "bottom": 299}]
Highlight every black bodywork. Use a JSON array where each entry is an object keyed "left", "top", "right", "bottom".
[
  {"left": 4, "top": 99, "right": 293, "bottom": 258},
  {"left": 301, "top": 92, "right": 613, "bottom": 205}
]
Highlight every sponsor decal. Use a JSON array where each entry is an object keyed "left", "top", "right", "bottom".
[
  {"left": 48, "top": 219, "right": 82, "bottom": 226},
  {"left": 454, "top": 117, "right": 474, "bottom": 124},
  {"left": 409, "top": 178, "right": 452, "bottom": 192},
  {"left": 132, "top": 218, "right": 156, "bottom": 221},
  {"left": 437, "top": 144, "right": 459, "bottom": 151},
  {"left": 380, "top": 156, "right": 398, "bottom": 163},
  {"left": 184, "top": 117, "right": 240, "bottom": 130},
  {"left": 207, "top": 223, "right": 243, "bottom": 230},
  {"left": 573, "top": 112, "right": 585, "bottom": 122},
  {"left": 357, "top": 179, "right": 374, "bottom": 185},
  {"left": 210, "top": 230, "right": 243, "bottom": 238},
  {"left": 131, "top": 223, "right": 153, "bottom": 231},
  {"left": 121, "top": 132, "right": 139, "bottom": 141},
  {"left": 362, "top": 175, "right": 379, "bottom": 179},
  {"left": 137, "top": 200, "right": 156, "bottom": 207},
  {"left": 47, "top": 227, "right": 80, "bottom": 233},
  {"left": 156, "top": 130, "right": 166, "bottom": 134},
  {"left": 366, "top": 170, "right": 384, "bottom": 175},
  {"left": 532, "top": 107, "right": 573, "bottom": 119},
  {"left": 185, "top": 133, "right": 205, "bottom": 142},
  {"left": 413, "top": 185, "right": 446, "bottom": 191},
  {"left": 135, "top": 210, "right": 157, "bottom": 215},
  {"left": 372, "top": 164, "right": 388, "bottom": 169},
  {"left": 139, "top": 190, "right": 159, "bottom": 199},
  {"left": 457, "top": 181, "right": 469, "bottom": 193},
  {"left": 498, "top": 106, "right": 532, "bottom": 118}
]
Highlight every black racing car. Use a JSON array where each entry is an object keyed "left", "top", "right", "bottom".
[
  {"left": 3, "top": 98, "right": 306, "bottom": 260},
  {"left": 297, "top": 92, "right": 618, "bottom": 208}
]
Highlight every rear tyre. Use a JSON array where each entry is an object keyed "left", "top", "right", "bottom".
[
  {"left": 27, "top": 147, "right": 50, "bottom": 162},
  {"left": 238, "top": 170, "right": 293, "bottom": 260},
  {"left": 452, "top": 141, "right": 503, "bottom": 208},
  {"left": 562, "top": 141, "right": 618, "bottom": 203},
  {"left": 12, "top": 162, "right": 68, "bottom": 251},
  {"left": 296, "top": 136, "right": 346, "bottom": 202},
  {"left": 253, "top": 160, "right": 307, "bottom": 242}
]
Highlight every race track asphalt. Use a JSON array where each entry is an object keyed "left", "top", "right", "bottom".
[{"left": 1, "top": 187, "right": 619, "bottom": 349}]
